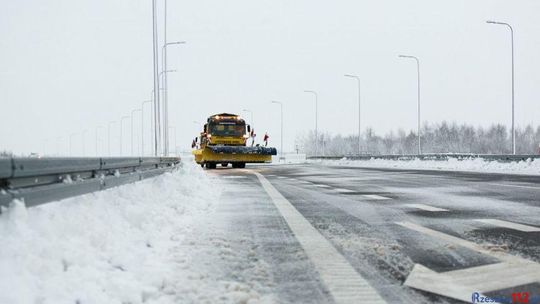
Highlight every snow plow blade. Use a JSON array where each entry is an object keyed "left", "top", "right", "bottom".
[
  {"left": 193, "top": 146, "right": 277, "bottom": 165},
  {"left": 208, "top": 146, "right": 277, "bottom": 155}
]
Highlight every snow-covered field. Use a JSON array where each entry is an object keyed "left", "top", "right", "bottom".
[
  {"left": 0, "top": 161, "right": 260, "bottom": 304},
  {"left": 315, "top": 157, "right": 540, "bottom": 175}
]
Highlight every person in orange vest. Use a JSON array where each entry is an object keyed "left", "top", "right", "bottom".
[{"left": 263, "top": 132, "right": 269, "bottom": 147}]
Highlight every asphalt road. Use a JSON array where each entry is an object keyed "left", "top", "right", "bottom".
[{"left": 205, "top": 163, "right": 540, "bottom": 303}]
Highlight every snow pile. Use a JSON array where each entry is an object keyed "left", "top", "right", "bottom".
[
  {"left": 316, "top": 157, "right": 540, "bottom": 175},
  {"left": 0, "top": 161, "right": 233, "bottom": 304}
]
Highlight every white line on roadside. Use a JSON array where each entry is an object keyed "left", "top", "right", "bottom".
[
  {"left": 254, "top": 172, "right": 386, "bottom": 304},
  {"left": 362, "top": 194, "right": 391, "bottom": 200},
  {"left": 404, "top": 204, "right": 448, "bottom": 212},
  {"left": 277, "top": 176, "right": 288, "bottom": 179},
  {"left": 474, "top": 219, "right": 540, "bottom": 232}
]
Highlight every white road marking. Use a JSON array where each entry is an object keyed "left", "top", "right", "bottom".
[
  {"left": 395, "top": 221, "right": 516, "bottom": 262},
  {"left": 397, "top": 221, "right": 540, "bottom": 302},
  {"left": 254, "top": 172, "right": 386, "bottom": 303},
  {"left": 334, "top": 188, "right": 355, "bottom": 193},
  {"left": 484, "top": 183, "right": 539, "bottom": 190},
  {"left": 362, "top": 195, "right": 391, "bottom": 200},
  {"left": 277, "top": 176, "right": 288, "bottom": 179},
  {"left": 404, "top": 261, "right": 540, "bottom": 303},
  {"left": 404, "top": 204, "right": 448, "bottom": 212},
  {"left": 474, "top": 219, "right": 540, "bottom": 232},
  {"left": 314, "top": 184, "right": 332, "bottom": 188}
]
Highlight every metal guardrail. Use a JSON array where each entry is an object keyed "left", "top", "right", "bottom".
[
  {"left": 0, "top": 156, "right": 180, "bottom": 208},
  {"left": 307, "top": 153, "right": 540, "bottom": 162}
]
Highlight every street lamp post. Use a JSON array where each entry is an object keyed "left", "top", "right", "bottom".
[
  {"left": 487, "top": 20, "right": 516, "bottom": 155},
  {"left": 82, "top": 130, "right": 88, "bottom": 156},
  {"left": 120, "top": 116, "right": 130, "bottom": 156},
  {"left": 95, "top": 126, "right": 104, "bottom": 156},
  {"left": 304, "top": 90, "right": 318, "bottom": 156},
  {"left": 56, "top": 137, "right": 62, "bottom": 156},
  {"left": 271, "top": 101, "right": 284, "bottom": 161},
  {"left": 159, "top": 69, "right": 177, "bottom": 155},
  {"left": 142, "top": 99, "right": 153, "bottom": 156},
  {"left": 151, "top": 0, "right": 160, "bottom": 157},
  {"left": 162, "top": 41, "right": 186, "bottom": 156},
  {"left": 151, "top": 88, "right": 166, "bottom": 156},
  {"left": 398, "top": 55, "right": 422, "bottom": 155},
  {"left": 131, "top": 109, "right": 142, "bottom": 156},
  {"left": 344, "top": 74, "right": 362, "bottom": 155},
  {"left": 168, "top": 126, "right": 177, "bottom": 155},
  {"left": 69, "top": 133, "right": 78, "bottom": 156},
  {"left": 108, "top": 121, "right": 116, "bottom": 156}
]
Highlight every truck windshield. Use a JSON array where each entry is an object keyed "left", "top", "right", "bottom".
[{"left": 209, "top": 122, "right": 245, "bottom": 137}]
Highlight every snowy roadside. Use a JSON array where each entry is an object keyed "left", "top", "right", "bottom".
[
  {"left": 0, "top": 161, "right": 259, "bottom": 304},
  {"left": 313, "top": 157, "right": 540, "bottom": 175}
]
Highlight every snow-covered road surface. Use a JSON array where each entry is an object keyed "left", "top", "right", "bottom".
[{"left": 2, "top": 162, "right": 540, "bottom": 303}]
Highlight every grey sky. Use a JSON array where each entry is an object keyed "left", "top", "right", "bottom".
[{"left": 1, "top": 0, "right": 539, "bottom": 155}]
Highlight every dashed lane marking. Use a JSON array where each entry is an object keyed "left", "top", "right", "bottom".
[
  {"left": 484, "top": 183, "right": 540, "bottom": 190},
  {"left": 314, "top": 184, "right": 332, "bottom": 188},
  {"left": 254, "top": 172, "right": 386, "bottom": 304},
  {"left": 362, "top": 195, "right": 391, "bottom": 200},
  {"left": 334, "top": 188, "right": 355, "bottom": 193},
  {"left": 277, "top": 176, "right": 288, "bottom": 179},
  {"left": 404, "top": 204, "right": 449, "bottom": 212},
  {"left": 474, "top": 219, "right": 540, "bottom": 232}
]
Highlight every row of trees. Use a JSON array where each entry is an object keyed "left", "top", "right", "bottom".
[{"left": 296, "top": 122, "right": 540, "bottom": 156}]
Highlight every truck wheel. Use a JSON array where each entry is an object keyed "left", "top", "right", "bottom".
[
  {"left": 205, "top": 163, "right": 217, "bottom": 169},
  {"left": 221, "top": 163, "right": 228, "bottom": 167},
  {"left": 238, "top": 163, "right": 246, "bottom": 168}
]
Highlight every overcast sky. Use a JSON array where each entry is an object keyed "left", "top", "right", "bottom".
[{"left": 1, "top": 0, "right": 539, "bottom": 155}]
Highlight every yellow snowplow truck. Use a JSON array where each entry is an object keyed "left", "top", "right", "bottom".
[{"left": 192, "top": 113, "right": 277, "bottom": 169}]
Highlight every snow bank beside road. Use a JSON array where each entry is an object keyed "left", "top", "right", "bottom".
[
  {"left": 316, "top": 157, "right": 540, "bottom": 175},
  {"left": 0, "top": 162, "right": 222, "bottom": 304}
]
